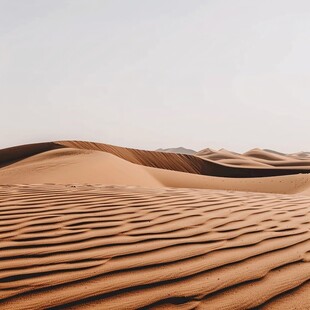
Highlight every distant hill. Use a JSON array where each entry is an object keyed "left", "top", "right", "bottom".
[
  {"left": 156, "top": 147, "right": 196, "bottom": 155},
  {"left": 290, "top": 151, "right": 310, "bottom": 158}
]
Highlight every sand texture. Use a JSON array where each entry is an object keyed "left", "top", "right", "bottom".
[{"left": 1, "top": 141, "right": 310, "bottom": 309}]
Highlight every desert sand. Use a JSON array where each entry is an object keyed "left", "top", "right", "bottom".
[
  {"left": 1, "top": 141, "right": 310, "bottom": 309},
  {"left": 197, "top": 147, "right": 310, "bottom": 168}
]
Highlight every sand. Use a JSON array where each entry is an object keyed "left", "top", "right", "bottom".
[
  {"left": 197, "top": 147, "right": 310, "bottom": 168},
  {"left": 1, "top": 141, "right": 310, "bottom": 309}
]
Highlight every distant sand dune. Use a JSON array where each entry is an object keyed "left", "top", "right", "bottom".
[
  {"left": 156, "top": 147, "right": 196, "bottom": 155},
  {"left": 197, "top": 147, "right": 310, "bottom": 169},
  {"left": 1, "top": 185, "right": 310, "bottom": 309}
]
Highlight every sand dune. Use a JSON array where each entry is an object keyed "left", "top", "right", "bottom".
[
  {"left": 57, "top": 141, "right": 310, "bottom": 175},
  {"left": 0, "top": 148, "right": 161, "bottom": 187},
  {"left": 291, "top": 151, "right": 310, "bottom": 159},
  {"left": 0, "top": 142, "right": 63, "bottom": 169},
  {"left": 197, "top": 147, "right": 310, "bottom": 169},
  {"left": 1, "top": 184, "right": 310, "bottom": 309},
  {"left": 1, "top": 145, "right": 310, "bottom": 195},
  {"left": 1, "top": 141, "right": 310, "bottom": 179},
  {"left": 1, "top": 141, "right": 310, "bottom": 309},
  {"left": 196, "top": 148, "right": 271, "bottom": 168}
]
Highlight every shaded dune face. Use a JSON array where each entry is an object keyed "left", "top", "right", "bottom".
[
  {"left": 1, "top": 185, "right": 310, "bottom": 309},
  {"left": 0, "top": 143, "right": 63, "bottom": 169}
]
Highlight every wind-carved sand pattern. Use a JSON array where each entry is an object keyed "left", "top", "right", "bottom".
[{"left": 1, "top": 184, "right": 310, "bottom": 309}]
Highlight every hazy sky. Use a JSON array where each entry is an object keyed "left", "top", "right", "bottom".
[{"left": 1, "top": 0, "right": 310, "bottom": 152}]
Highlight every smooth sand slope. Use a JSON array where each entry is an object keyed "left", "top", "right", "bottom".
[
  {"left": 1, "top": 185, "right": 310, "bottom": 309},
  {"left": 0, "top": 148, "right": 162, "bottom": 187}
]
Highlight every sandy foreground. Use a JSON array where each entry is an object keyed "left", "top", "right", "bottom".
[{"left": 1, "top": 141, "right": 310, "bottom": 309}]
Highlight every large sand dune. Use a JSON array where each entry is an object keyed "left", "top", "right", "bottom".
[
  {"left": 1, "top": 141, "right": 310, "bottom": 179},
  {"left": 1, "top": 144, "right": 310, "bottom": 195},
  {"left": 1, "top": 141, "right": 310, "bottom": 309}
]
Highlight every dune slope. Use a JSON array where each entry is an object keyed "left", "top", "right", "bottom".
[{"left": 0, "top": 148, "right": 162, "bottom": 187}]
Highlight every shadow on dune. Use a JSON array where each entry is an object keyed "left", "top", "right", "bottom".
[{"left": 0, "top": 142, "right": 63, "bottom": 169}]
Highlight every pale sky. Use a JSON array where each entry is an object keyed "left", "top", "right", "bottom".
[{"left": 1, "top": 0, "right": 310, "bottom": 153}]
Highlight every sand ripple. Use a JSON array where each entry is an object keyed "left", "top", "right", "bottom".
[{"left": 1, "top": 185, "right": 310, "bottom": 309}]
